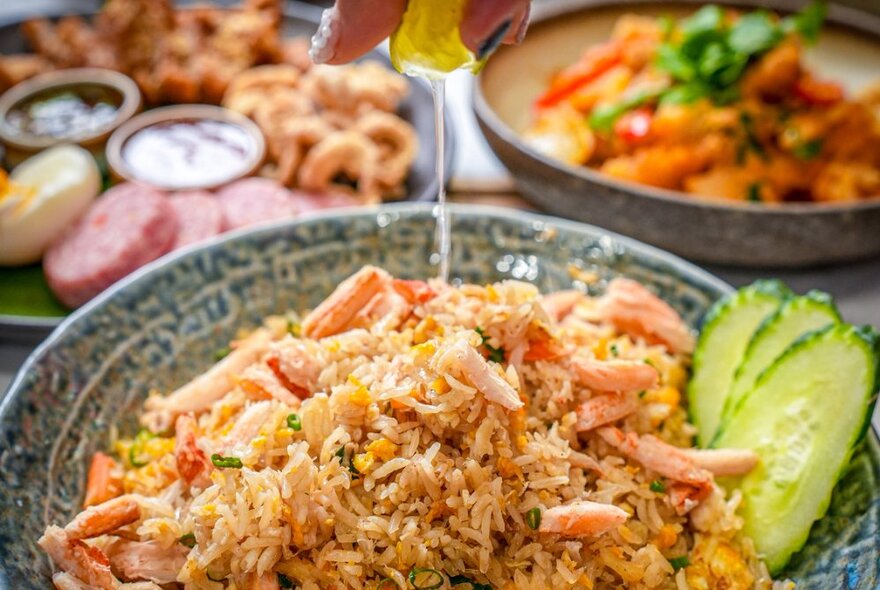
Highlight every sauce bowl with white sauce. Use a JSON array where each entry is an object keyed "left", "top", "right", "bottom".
[{"left": 106, "top": 105, "right": 266, "bottom": 191}]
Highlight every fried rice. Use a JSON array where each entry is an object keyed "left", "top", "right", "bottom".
[{"left": 40, "top": 266, "right": 793, "bottom": 590}]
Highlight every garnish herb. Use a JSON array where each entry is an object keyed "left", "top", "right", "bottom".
[
  {"left": 377, "top": 578, "right": 399, "bottom": 590},
  {"left": 287, "top": 413, "right": 302, "bottom": 431},
  {"left": 287, "top": 320, "right": 302, "bottom": 338},
  {"left": 792, "top": 138, "right": 823, "bottom": 160},
  {"left": 670, "top": 556, "right": 690, "bottom": 570},
  {"left": 475, "top": 327, "right": 506, "bottom": 363},
  {"left": 638, "top": 390, "right": 647, "bottom": 399},
  {"left": 335, "top": 445, "right": 360, "bottom": 475},
  {"left": 609, "top": 343, "right": 619, "bottom": 357},
  {"left": 525, "top": 507, "right": 542, "bottom": 530},
  {"left": 213, "top": 346, "right": 232, "bottom": 361},
  {"left": 747, "top": 183, "right": 763, "bottom": 203},
  {"left": 210, "top": 454, "right": 243, "bottom": 469},
  {"left": 449, "top": 574, "right": 493, "bottom": 590},
  {"left": 650, "top": 480, "right": 666, "bottom": 493},
  {"left": 278, "top": 573, "right": 295, "bottom": 589},
  {"left": 178, "top": 533, "right": 196, "bottom": 548},
  {"left": 644, "top": 358, "right": 656, "bottom": 368},
  {"left": 587, "top": 2, "right": 827, "bottom": 132},
  {"left": 408, "top": 567, "right": 444, "bottom": 590},
  {"left": 129, "top": 429, "right": 155, "bottom": 468}
]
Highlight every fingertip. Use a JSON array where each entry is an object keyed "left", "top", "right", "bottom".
[{"left": 312, "top": 0, "right": 406, "bottom": 65}]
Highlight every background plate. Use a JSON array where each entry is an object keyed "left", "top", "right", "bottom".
[
  {"left": 474, "top": 0, "right": 880, "bottom": 267},
  {"left": 0, "top": 0, "right": 454, "bottom": 342}
]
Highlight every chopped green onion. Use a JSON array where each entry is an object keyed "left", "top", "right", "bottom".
[
  {"left": 747, "top": 183, "right": 763, "bottom": 203},
  {"left": 287, "top": 413, "right": 302, "bottom": 431},
  {"left": 781, "top": 0, "right": 827, "bottom": 44},
  {"left": 525, "top": 507, "right": 542, "bottom": 530},
  {"left": 650, "top": 480, "right": 666, "bottom": 493},
  {"left": 377, "top": 578, "right": 399, "bottom": 590},
  {"left": 638, "top": 390, "right": 647, "bottom": 399},
  {"left": 178, "top": 533, "right": 196, "bottom": 548},
  {"left": 408, "top": 567, "right": 444, "bottom": 590},
  {"left": 129, "top": 429, "right": 155, "bottom": 467},
  {"left": 792, "top": 138, "right": 823, "bottom": 160},
  {"left": 449, "top": 575, "right": 493, "bottom": 590},
  {"left": 287, "top": 320, "right": 302, "bottom": 337},
  {"left": 609, "top": 343, "right": 619, "bottom": 357},
  {"left": 475, "top": 327, "right": 506, "bottom": 363},
  {"left": 670, "top": 555, "right": 690, "bottom": 570},
  {"left": 335, "top": 445, "right": 360, "bottom": 475},
  {"left": 213, "top": 346, "right": 232, "bottom": 361},
  {"left": 278, "top": 573, "right": 295, "bottom": 589},
  {"left": 644, "top": 358, "right": 656, "bottom": 368},
  {"left": 210, "top": 454, "right": 243, "bottom": 469}
]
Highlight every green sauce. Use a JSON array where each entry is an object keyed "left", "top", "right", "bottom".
[{"left": 5, "top": 84, "right": 122, "bottom": 140}]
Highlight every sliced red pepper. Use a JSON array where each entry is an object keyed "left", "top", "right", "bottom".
[
  {"left": 392, "top": 279, "right": 437, "bottom": 304},
  {"left": 793, "top": 75, "right": 844, "bottom": 106},
  {"left": 534, "top": 42, "right": 623, "bottom": 110},
  {"left": 267, "top": 357, "right": 310, "bottom": 400},
  {"left": 614, "top": 107, "right": 654, "bottom": 144}
]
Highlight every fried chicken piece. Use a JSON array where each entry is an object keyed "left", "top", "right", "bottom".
[{"left": 0, "top": 54, "right": 54, "bottom": 93}]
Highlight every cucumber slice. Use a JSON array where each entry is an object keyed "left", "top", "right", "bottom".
[
  {"left": 722, "top": 291, "right": 840, "bottom": 424},
  {"left": 714, "top": 324, "right": 880, "bottom": 574},
  {"left": 688, "top": 280, "right": 791, "bottom": 445}
]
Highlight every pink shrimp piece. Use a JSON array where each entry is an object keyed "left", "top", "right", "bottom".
[
  {"left": 238, "top": 363, "right": 305, "bottom": 406},
  {"left": 141, "top": 329, "right": 273, "bottom": 431},
  {"left": 681, "top": 447, "right": 759, "bottom": 476},
  {"left": 540, "top": 290, "right": 584, "bottom": 322},
  {"left": 454, "top": 340, "right": 524, "bottom": 411},
  {"left": 538, "top": 501, "right": 628, "bottom": 537},
  {"left": 266, "top": 339, "right": 321, "bottom": 400},
  {"left": 575, "top": 392, "right": 639, "bottom": 432},
  {"left": 597, "top": 278, "right": 696, "bottom": 354},
  {"left": 174, "top": 414, "right": 212, "bottom": 488},
  {"left": 392, "top": 279, "right": 437, "bottom": 304},
  {"left": 571, "top": 357, "right": 659, "bottom": 392},
  {"left": 357, "top": 288, "right": 413, "bottom": 331},
  {"left": 302, "top": 266, "right": 392, "bottom": 338},
  {"left": 39, "top": 527, "right": 118, "bottom": 589},
  {"left": 103, "top": 539, "right": 189, "bottom": 585},
  {"left": 598, "top": 427, "right": 713, "bottom": 494},
  {"left": 64, "top": 495, "right": 142, "bottom": 541}
]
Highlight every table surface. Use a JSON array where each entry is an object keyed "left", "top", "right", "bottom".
[{"left": 1, "top": 4, "right": 878, "bottom": 432}]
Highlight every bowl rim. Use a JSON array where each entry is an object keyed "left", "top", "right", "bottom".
[
  {"left": 0, "top": 67, "right": 142, "bottom": 150},
  {"left": 473, "top": 0, "right": 880, "bottom": 216},
  {"left": 1, "top": 202, "right": 733, "bottom": 419},
  {"left": 104, "top": 103, "right": 268, "bottom": 191}
]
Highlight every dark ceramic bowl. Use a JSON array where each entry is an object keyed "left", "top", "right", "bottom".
[
  {"left": 0, "top": 204, "right": 877, "bottom": 588},
  {"left": 474, "top": 0, "right": 880, "bottom": 267}
]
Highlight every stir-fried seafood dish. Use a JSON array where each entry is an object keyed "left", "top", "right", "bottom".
[
  {"left": 526, "top": 4, "right": 880, "bottom": 203},
  {"left": 40, "top": 267, "right": 793, "bottom": 589}
]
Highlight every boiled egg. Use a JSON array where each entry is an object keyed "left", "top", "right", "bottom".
[{"left": 0, "top": 144, "right": 100, "bottom": 266}]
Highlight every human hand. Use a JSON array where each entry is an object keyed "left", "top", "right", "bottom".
[{"left": 309, "top": 0, "right": 531, "bottom": 65}]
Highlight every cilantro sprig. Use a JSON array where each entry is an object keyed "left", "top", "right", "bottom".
[{"left": 588, "top": 2, "right": 826, "bottom": 131}]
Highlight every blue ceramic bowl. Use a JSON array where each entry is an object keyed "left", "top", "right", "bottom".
[{"left": 0, "top": 204, "right": 876, "bottom": 588}]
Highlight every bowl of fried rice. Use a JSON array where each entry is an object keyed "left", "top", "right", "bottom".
[{"left": 0, "top": 204, "right": 877, "bottom": 589}]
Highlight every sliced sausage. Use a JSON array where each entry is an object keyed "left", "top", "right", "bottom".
[
  {"left": 169, "top": 190, "right": 224, "bottom": 250},
  {"left": 216, "top": 178, "right": 298, "bottom": 231},
  {"left": 44, "top": 183, "right": 177, "bottom": 308}
]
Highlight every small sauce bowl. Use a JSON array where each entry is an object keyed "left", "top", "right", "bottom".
[
  {"left": 0, "top": 68, "right": 142, "bottom": 167},
  {"left": 106, "top": 105, "right": 266, "bottom": 191}
]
